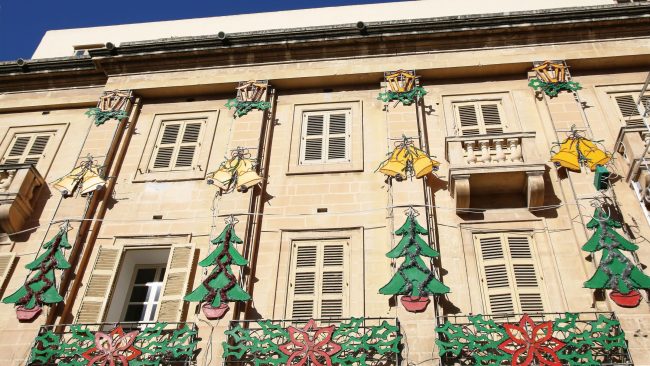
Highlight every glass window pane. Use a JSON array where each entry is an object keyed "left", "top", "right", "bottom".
[
  {"left": 129, "top": 286, "right": 148, "bottom": 302},
  {"left": 124, "top": 304, "right": 145, "bottom": 322},
  {"left": 158, "top": 268, "right": 166, "bottom": 281},
  {"left": 135, "top": 268, "right": 156, "bottom": 284},
  {"left": 147, "top": 304, "right": 157, "bottom": 321},
  {"left": 151, "top": 285, "right": 161, "bottom": 302}
]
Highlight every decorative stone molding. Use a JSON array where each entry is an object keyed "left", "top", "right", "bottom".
[
  {"left": 446, "top": 132, "right": 546, "bottom": 212},
  {"left": 0, "top": 164, "right": 46, "bottom": 234}
]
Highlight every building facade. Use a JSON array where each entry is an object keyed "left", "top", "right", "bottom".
[{"left": 0, "top": 1, "right": 649, "bottom": 365}]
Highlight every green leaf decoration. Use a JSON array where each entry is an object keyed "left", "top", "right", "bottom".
[
  {"left": 225, "top": 99, "right": 272, "bottom": 118},
  {"left": 528, "top": 78, "right": 582, "bottom": 97},
  {"left": 85, "top": 107, "right": 129, "bottom": 126},
  {"left": 379, "top": 213, "right": 449, "bottom": 297},
  {"left": 377, "top": 86, "right": 427, "bottom": 106}
]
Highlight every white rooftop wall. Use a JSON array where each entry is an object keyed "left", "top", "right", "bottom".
[{"left": 32, "top": 0, "right": 613, "bottom": 59}]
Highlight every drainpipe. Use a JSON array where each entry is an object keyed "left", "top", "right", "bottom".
[{"left": 56, "top": 97, "right": 142, "bottom": 325}]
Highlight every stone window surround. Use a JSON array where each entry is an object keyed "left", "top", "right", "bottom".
[
  {"left": 287, "top": 101, "right": 364, "bottom": 175},
  {"left": 133, "top": 110, "right": 219, "bottom": 182},
  {"left": 441, "top": 91, "right": 521, "bottom": 137},
  {"left": 274, "top": 227, "right": 364, "bottom": 319},
  {"left": 0, "top": 123, "right": 69, "bottom": 177}
]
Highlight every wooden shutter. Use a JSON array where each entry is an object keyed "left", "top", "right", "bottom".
[
  {"left": 613, "top": 93, "right": 650, "bottom": 128},
  {"left": 474, "top": 233, "right": 545, "bottom": 314},
  {"left": 76, "top": 247, "right": 122, "bottom": 323},
  {"left": 156, "top": 244, "right": 195, "bottom": 322},
  {"left": 300, "top": 110, "right": 350, "bottom": 164},
  {"left": 2, "top": 133, "right": 52, "bottom": 165},
  {"left": 0, "top": 253, "right": 16, "bottom": 290},
  {"left": 287, "top": 241, "right": 348, "bottom": 319},
  {"left": 151, "top": 121, "right": 204, "bottom": 171},
  {"left": 454, "top": 102, "right": 505, "bottom": 136}
]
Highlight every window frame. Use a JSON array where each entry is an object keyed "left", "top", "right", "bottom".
[
  {"left": 288, "top": 101, "right": 363, "bottom": 175},
  {"left": 0, "top": 124, "right": 68, "bottom": 177},
  {"left": 299, "top": 110, "right": 351, "bottom": 165},
  {"left": 134, "top": 110, "right": 219, "bottom": 182},
  {"left": 120, "top": 265, "right": 167, "bottom": 323},
  {"left": 442, "top": 93, "right": 520, "bottom": 137}
]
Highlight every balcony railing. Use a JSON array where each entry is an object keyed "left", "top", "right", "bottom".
[
  {"left": 222, "top": 317, "right": 401, "bottom": 366},
  {"left": 27, "top": 322, "right": 198, "bottom": 366},
  {"left": 436, "top": 312, "right": 632, "bottom": 366}
]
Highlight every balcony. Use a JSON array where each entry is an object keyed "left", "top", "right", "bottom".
[
  {"left": 614, "top": 126, "right": 650, "bottom": 226},
  {"left": 27, "top": 322, "right": 198, "bottom": 365},
  {"left": 223, "top": 317, "right": 401, "bottom": 365},
  {"left": 445, "top": 132, "right": 546, "bottom": 212},
  {"left": 436, "top": 312, "right": 632, "bottom": 366},
  {"left": 0, "top": 164, "right": 46, "bottom": 234}
]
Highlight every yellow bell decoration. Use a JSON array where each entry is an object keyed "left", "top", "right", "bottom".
[
  {"left": 551, "top": 138, "right": 581, "bottom": 172},
  {"left": 207, "top": 160, "right": 237, "bottom": 190},
  {"left": 235, "top": 158, "right": 263, "bottom": 192},
  {"left": 207, "top": 148, "right": 262, "bottom": 193},
  {"left": 379, "top": 147, "right": 409, "bottom": 179},
  {"left": 378, "top": 137, "right": 438, "bottom": 181},
  {"left": 410, "top": 146, "right": 440, "bottom": 178},
  {"left": 51, "top": 159, "right": 106, "bottom": 197},
  {"left": 578, "top": 138, "right": 610, "bottom": 171}
]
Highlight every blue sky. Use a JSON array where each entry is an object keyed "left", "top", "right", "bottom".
[{"left": 0, "top": 0, "right": 397, "bottom": 61}]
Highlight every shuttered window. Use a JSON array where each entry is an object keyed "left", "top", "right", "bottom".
[
  {"left": 299, "top": 110, "right": 351, "bottom": 164},
  {"left": 474, "top": 233, "right": 546, "bottom": 314},
  {"left": 150, "top": 120, "right": 204, "bottom": 171},
  {"left": 453, "top": 102, "right": 506, "bottom": 136},
  {"left": 156, "top": 244, "right": 195, "bottom": 322},
  {"left": 612, "top": 93, "right": 650, "bottom": 128},
  {"left": 0, "top": 253, "right": 15, "bottom": 291},
  {"left": 2, "top": 133, "right": 53, "bottom": 166},
  {"left": 287, "top": 241, "right": 348, "bottom": 319},
  {"left": 76, "top": 247, "right": 123, "bottom": 323}
]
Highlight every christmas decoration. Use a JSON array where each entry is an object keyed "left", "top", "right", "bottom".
[
  {"left": 379, "top": 208, "right": 449, "bottom": 312},
  {"left": 528, "top": 60, "right": 581, "bottom": 97},
  {"left": 3, "top": 224, "right": 72, "bottom": 321},
  {"left": 583, "top": 208, "right": 650, "bottom": 307},
  {"left": 51, "top": 157, "right": 106, "bottom": 197},
  {"left": 436, "top": 312, "right": 631, "bottom": 365},
  {"left": 223, "top": 317, "right": 401, "bottom": 365},
  {"left": 28, "top": 322, "right": 198, "bottom": 366},
  {"left": 377, "top": 70, "right": 427, "bottom": 106},
  {"left": 225, "top": 80, "right": 272, "bottom": 118},
  {"left": 85, "top": 90, "right": 132, "bottom": 126},
  {"left": 497, "top": 314, "right": 565, "bottom": 366},
  {"left": 184, "top": 218, "right": 251, "bottom": 319},
  {"left": 278, "top": 319, "right": 342, "bottom": 366},
  {"left": 206, "top": 147, "right": 262, "bottom": 194},
  {"left": 81, "top": 326, "right": 141, "bottom": 366},
  {"left": 550, "top": 129, "right": 610, "bottom": 172},
  {"left": 377, "top": 136, "right": 439, "bottom": 181}
]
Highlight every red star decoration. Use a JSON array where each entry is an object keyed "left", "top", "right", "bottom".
[
  {"left": 279, "top": 319, "right": 342, "bottom": 366},
  {"left": 82, "top": 326, "right": 142, "bottom": 366},
  {"left": 498, "top": 314, "right": 566, "bottom": 366}
]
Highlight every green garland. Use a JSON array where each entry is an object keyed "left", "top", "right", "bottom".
[
  {"left": 377, "top": 86, "right": 427, "bottom": 106},
  {"left": 528, "top": 78, "right": 581, "bottom": 97},
  {"left": 225, "top": 99, "right": 272, "bottom": 118},
  {"left": 85, "top": 108, "right": 129, "bottom": 126}
]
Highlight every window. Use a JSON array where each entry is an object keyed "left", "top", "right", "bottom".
[
  {"left": 0, "top": 253, "right": 15, "bottom": 292},
  {"left": 299, "top": 110, "right": 351, "bottom": 165},
  {"left": 452, "top": 101, "right": 506, "bottom": 136},
  {"left": 287, "top": 240, "right": 348, "bottom": 319},
  {"left": 474, "top": 233, "right": 545, "bottom": 314},
  {"left": 122, "top": 266, "right": 166, "bottom": 322},
  {"left": 77, "top": 242, "right": 195, "bottom": 324},
  {"left": 611, "top": 92, "right": 650, "bottom": 128},
  {"left": 150, "top": 120, "right": 204, "bottom": 171},
  {"left": 1, "top": 132, "right": 52, "bottom": 165}
]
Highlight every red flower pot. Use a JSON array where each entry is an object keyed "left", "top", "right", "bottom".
[
  {"left": 400, "top": 296, "right": 430, "bottom": 312},
  {"left": 202, "top": 303, "right": 229, "bottom": 319},
  {"left": 16, "top": 305, "right": 42, "bottom": 322},
  {"left": 609, "top": 290, "right": 642, "bottom": 308}
]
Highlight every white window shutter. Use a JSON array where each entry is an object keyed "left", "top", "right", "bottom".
[
  {"left": 320, "top": 243, "right": 346, "bottom": 318},
  {"left": 174, "top": 122, "right": 203, "bottom": 169},
  {"left": 3, "top": 133, "right": 52, "bottom": 165},
  {"left": 300, "top": 110, "right": 351, "bottom": 165},
  {"left": 476, "top": 235, "right": 515, "bottom": 314},
  {"left": 326, "top": 112, "right": 349, "bottom": 162},
  {"left": 156, "top": 244, "right": 195, "bottom": 322},
  {"left": 76, "top": 247, "right": 122, "bottom": 323},
  {"left": 454, "top": 102, "right": 506, "bottom": 136},
  {"left": 288, "top": 243, "right": 318, "bottom": 319},
  {"left": 0, "top": 253, "right": 16, "bottom": 290},
  {"left": 507, "top": 235, "right": 545, "bottom": 313},
  {"left": 301, "top": 113, "right": 325, "bottom": 164},
  {"left": 614, "top": 94, "right": 650, "bottom": 128},
  {"left": 152, "top": 123, "right": 180, "bottom": 170},
  {"left": 479, "top": 103, "right": 504, "bottom": 135}
]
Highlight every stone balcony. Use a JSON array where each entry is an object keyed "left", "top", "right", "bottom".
[
  {"left": 445, "top": 132, "right": 546, "bottom": 212},
  {"left": 0, "top": 164, "right": 46, "bottom": 234}
]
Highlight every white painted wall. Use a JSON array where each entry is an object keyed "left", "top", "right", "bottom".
[{"left": 32, "top": 0, "right": 613, "bottom": 59}]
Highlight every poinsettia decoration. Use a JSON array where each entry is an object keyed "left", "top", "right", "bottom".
[
  {"left": 81, "top": 326, "right": 141, "bottom": 366},
  {"left": 498, "top": 314, "right": 565, "bottom": 366},
  {"left": 279, "top": 319, "right": 342, "bottom": 366}
]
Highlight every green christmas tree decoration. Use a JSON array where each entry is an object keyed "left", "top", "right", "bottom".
[
  {"left": 184, "top": 220, "right": 251, "bottom": 319},
  {"left": 3, "top": 226, "right": 72, "bottom": 320},
  {"left": 583, "top": 208, "right": 650, "bottom": 307},
  {"left": 379, "top": 209, "right": 449, "bottom": 312}
]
